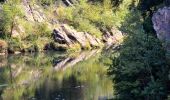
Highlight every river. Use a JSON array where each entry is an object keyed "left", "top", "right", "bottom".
[{"left": 0, "top": 49, "right": 113, "bottom": 100}]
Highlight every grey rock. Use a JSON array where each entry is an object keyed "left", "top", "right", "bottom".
[
  {"left": 61, "top": 24, "right": 89, "bottom": 48},
  {"left": 152, "top": 7, "right": 170, "bottom": 42},
  {"left": 152, "top": 7, "right": 170, "bottom": 61},
  {"left": 22, "top": 0, "right": 46, "bottom": 22},
  {"left": 102, "top": 27, "right": 123, "bottom": 47},
  {"left": 53, "top": 24, "right": 123, "bottom": 50},
  {"left": 53, "top": 27, "right": 72, "bottom": 45},
  {"left": 85, "top": 32, "right": 101, "bottom": 47}
]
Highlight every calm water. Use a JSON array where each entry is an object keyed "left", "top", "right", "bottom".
[{"left": 0, "top": 50, "right": 113, "bottom": 100}]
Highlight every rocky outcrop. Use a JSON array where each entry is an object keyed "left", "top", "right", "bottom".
[
  {"left": 1, "top": 1, "right": 124, "bottom": 53},
  {"left": 102, "top": 27, "right": 123, "bottom": 46},
  {"left": 152, "top": 7, "right": 170, "bottom": 61},
  {"left": 152, "top": 7, "right": 170, "bottom": 42},
  {"left": 52, "top": 24, "right": 123, "bottom": 50},
  {"left": 22, "top": 0, "right": 47, "bottom": 22},
  {"left": 52, "top": 24, "right": 102, "bottom": 50}
]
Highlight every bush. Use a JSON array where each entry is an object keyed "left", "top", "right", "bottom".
[
  {"left": 0, "top": 0, "right": 23, "bottom": 36},
  {"left": 67, "top": 43, "right": 81, "bottom": 52},
  {"left": 57, "top": 0, "right": 116, "bottom": 37},
  {"left": 34, "top": 23, "right": 52, "bottom": 37}
]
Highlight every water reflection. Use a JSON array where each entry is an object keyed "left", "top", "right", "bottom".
[{"left": 0, "top": 50, "right": 113, "bottom": 100}]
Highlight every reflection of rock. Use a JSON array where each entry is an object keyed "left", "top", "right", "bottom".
[
  {"left": 0, "top": 50, "right": 113, "bottom": 100},
  {"left": 0, "top": 55, "right": 7, "bottom": 67},
  {"left": 53, "top": 49, "right": 100, "bottom": 70},
  {"left": 2, "top": 50, "right": 101, "bottom": 87},
  {"left": 12, "top": 67, "right": 23, "bottom": 77},
  {"left": 21, "top": 70, "right": 42, "bottom": 85}
]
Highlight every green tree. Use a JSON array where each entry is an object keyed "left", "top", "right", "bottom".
[
  {"left": 109, "top": 5, "right": 169, "bottom": 99},
  {"left": 0, "top": 0, "right": 23, "bottom": 37}
]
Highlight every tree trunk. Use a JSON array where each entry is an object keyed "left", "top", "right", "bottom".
[{"left": 10, "top": 20, "right": 14, "bottom": 37}]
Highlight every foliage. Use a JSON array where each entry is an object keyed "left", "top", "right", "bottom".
[
  {"left": 138, "top": 0, "right": 164, "bottom": 33},
  {"left": 57, "top": 0, "right": 131, "bottom": 37},
  {"left": 38, "top": 0, "right": 55, "bottom": 5},
  {"left": 67, "top": 43, "right": 81, "bottom": 52},
  {"left": 0, "top": 0, "right": 23, "bottom": 36},
  {"left": 33, "top": 22, "right": 52, "bottom": 37},
  {"left": 109, "top": 6, "right": 169, "bottom": 99}
]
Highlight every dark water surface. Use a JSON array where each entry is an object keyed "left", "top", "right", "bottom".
[{"left": 0, "top": 50, "right": 113, "bottom": 100}]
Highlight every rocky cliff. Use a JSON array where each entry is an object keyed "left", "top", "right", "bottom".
[{"left": 0, "top": 1, "right": 124, "bottom": 54}]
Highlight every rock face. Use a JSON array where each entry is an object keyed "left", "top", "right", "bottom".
[
  {"left": 52, "top": 24, "right": 123, "bottom": 50},
  {"left": 152, "top": 7, "right": 170, "bottom": 42},
  {"left": 22, "top": 0, "right": 47, "bottom": 22},
  {"left": 1, "top": 1, "right": 124, "bottom": 52},
  {"left": 152, "top": 7, "right": 170, "bottom": 61},
  {"left": 53, "top": 24, "right": 102, "bottom": 50},
  {"left": 102, "top": 27, "right": 123, "bottom": 46}
]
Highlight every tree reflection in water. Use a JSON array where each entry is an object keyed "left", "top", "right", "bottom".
[{"left": 0, "top": 50, "right": 113, "bottom": 100}]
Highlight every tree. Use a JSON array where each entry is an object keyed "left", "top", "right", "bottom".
[
  {"left": 0, "top": 0, "right": 23, "bottom": 37},
  {"left": 109, "top": 4, "right": 169, "bottom": 99}
]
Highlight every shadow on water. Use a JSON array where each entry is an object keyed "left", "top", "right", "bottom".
[{"left": 0, "top": 50, "right": 113, "bottom": 100}]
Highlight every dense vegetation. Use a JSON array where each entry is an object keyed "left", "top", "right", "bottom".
[
  {"left": 108, "top": 0, "right": 170, "bottom": 100},
  {"left": 0, "top": 0, "right": 170, "bottom": 99},
  {"left": 0, "top": 0, "right": 129, "bottom": 52}
]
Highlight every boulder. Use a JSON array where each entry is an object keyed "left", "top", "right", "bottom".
[
  {"left": 52, "top": 24, "right": 124, "bottom": 50},
  {"left": 53, "top": 27, "right": 72, "bottom": 45},
  {"left": 0, "top": 40, "right": 7, "bottom": 54},
  {"left": 53, "top": 24, "right": 102, "bottom": 50},
  {"left": 85, "top": 32, "right": 101, "bottom": 47},
  {"left": 102, "top": 27, "right": 123, "bottom": 46},
  {"left": 152, "top": 7, "right": 170, "bottom": 61},
  {"left": 61, "top": 24, "right": 89, "bottom": 48},
  {"left": 152, "top": 7, "right": 170, "bottom": 42},
  {"left": 111, "top": 27, "right": 124, "bottom": 42}
]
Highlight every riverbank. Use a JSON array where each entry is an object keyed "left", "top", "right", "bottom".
[{"left": 0, "top": 0, "right": 124, "bottom": 54}]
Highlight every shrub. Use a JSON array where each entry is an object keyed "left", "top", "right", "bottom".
[
  {"left": 56, "top": 0, "right": 133, "bottom": 37},
  {"left": 7, "top": 38, "right": 22, "bottom": 53},
  {"left": 57, "top": 0, "right": 115, "bottom": 37},
  {"left": 34, "top": 23, "right": 52, "bottom": 37},
  {"left": 0, "top": 0, "right": 23, "bottom": 36},
  {"left": 67, "top": 43, "right": 81, "bottom": 52}
]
